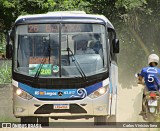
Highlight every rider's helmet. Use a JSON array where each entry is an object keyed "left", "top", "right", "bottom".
[{"left": 148, "top": 54, "right": 159, "bottom": 65}]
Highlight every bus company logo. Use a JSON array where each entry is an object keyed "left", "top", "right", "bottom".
[
  {"left": 70, "top": 88, "right": 87, "bottom": 98},
  {"left": 39, "top": 92, "right": 45, "bottom": 95},
  {"left": 34, "top": 91, "right": 45, "bottom": 95},
  {"left": 35, "top": 91, "right": 40, "bottom": 95},
  {"left": 58, "top": 91, "right": 63, "bottom": 96},
  {"left": 77, "top": 88, "right": 87, "bottom": 98}
]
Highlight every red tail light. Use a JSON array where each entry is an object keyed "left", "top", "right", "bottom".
[{"left": 149, "top": 92, "right": 156, "bottom": 98}]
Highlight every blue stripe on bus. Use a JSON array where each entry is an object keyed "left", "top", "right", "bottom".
[
  {"left": 85, "top": 82, "right": 102, "bottom": 95},
  {"left": 18, "top": 81, "right": 103, "bottom": 99},
  {"left": 109, "top": 81, "right": 113, "bottom": 93}
]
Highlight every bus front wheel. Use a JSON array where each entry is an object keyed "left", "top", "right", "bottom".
[
  {"left": 38, "top": 117, "right": 49, "bottom": 127},
  {"left": 21, "top": 117, "right": 37, "bottom": 124},
  {"left": 94, "top": 115, "right": 116, "bottom": 125}
]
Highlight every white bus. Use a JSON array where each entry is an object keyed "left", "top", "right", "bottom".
[{"left": 6, "top": 11, "right": 119, "bottom": 126}]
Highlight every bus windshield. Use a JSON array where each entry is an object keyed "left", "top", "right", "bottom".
[{"left": 14, "top": 23, "right": 108, "bottom": 78}]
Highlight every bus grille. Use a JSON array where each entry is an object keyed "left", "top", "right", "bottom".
[{"left": 34, "top": 104, "right": 87, "bottom": 114}]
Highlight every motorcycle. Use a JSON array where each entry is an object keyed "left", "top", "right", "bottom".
[
  {"left": 143, "top": 91, "right": 160, "bottom": 121},
  {"left": 135, "top": 73, "right": 160, "bottom": 121}
]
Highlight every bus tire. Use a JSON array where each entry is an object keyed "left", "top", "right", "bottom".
[
  {"left": 108, "top": 115, "right": 116, "bottom": 122},
  {"left": 94, "top": 116, "right": 108, "bottom": 125},
  {"left": 94, "top": 115, "right": 116, "bottom": 125},
  {"left": 38, "top": 117, "right": 49, "bottom": 127},
  {"left": 21, "top": 117, "right": 37, "bottom": 124}
]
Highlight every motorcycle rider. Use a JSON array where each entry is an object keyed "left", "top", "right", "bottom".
[{"left": 138, "top": 54, "right": 160, "bottom": 119}]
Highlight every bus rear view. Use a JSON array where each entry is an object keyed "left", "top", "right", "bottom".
[{"left": 6, "top": 11, "right": 119, "bottom": 126}]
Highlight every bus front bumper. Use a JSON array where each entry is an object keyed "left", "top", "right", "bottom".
[{"left": 13, "top": 93, "right": 110, "bottom": 118}]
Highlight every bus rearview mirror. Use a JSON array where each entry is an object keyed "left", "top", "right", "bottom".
[
  {"left": 112, "top": 39, "right": 119, "bottom": 53},
  {"left": 6, "top": 44, "right": 12, "bottom": 59},
  {"left": 6, "top": 33, "right": 12, "bottom": 59}
]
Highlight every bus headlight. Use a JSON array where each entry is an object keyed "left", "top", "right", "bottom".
[
  {"left": 15, "top": 88, "right": 33, "bottom": 100},
  {"left": 16, "top": 88, "right": 23, "bottom": 95},
  {"left": 88, "top": 85, "right": 109, "bottom": 99}
]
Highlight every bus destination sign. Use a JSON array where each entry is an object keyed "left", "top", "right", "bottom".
[{"left": 28, "top": 24, "right": 92, "bottom": 33}]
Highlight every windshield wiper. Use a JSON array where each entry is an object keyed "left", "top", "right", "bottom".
[
  {"left": 34, "top": 42, "right": 50, "bottom": 81},
  {"left": 66, "top": 47, "right": 87, "bottom": 81}
]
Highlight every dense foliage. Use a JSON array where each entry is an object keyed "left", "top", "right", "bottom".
[
  {"left": 0, "top": 0, "right": 160, "bottom": 87},
  {"left": 0, "top": 61, "right": 11, "bottom": 84}
]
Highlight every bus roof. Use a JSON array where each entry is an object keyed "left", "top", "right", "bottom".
[{"left": 15, "top": 11, "right": 114, "bottom": 29}]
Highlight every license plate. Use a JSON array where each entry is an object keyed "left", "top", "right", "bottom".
[
  {"left": 53, "top": 104, "right": 70, "bottom": 109},
  {"left": 148, "top": 100, "right": 158, "bottom": 106}
]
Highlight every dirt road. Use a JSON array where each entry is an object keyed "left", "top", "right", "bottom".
[{"left": 0, "top": 84, "right": 159, "bottom": 131}]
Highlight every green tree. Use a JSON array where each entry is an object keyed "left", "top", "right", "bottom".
[{"left": 51, "top": 0, "right": 90, "bottom": 12}]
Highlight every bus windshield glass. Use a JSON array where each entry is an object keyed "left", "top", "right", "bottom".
[{"left": 15, "top": 23, "right": 108, "bottom": 78}]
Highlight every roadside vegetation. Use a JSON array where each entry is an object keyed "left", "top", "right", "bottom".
[{"left": 0, "top": 60, "right": 11, "bottom": 84}]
